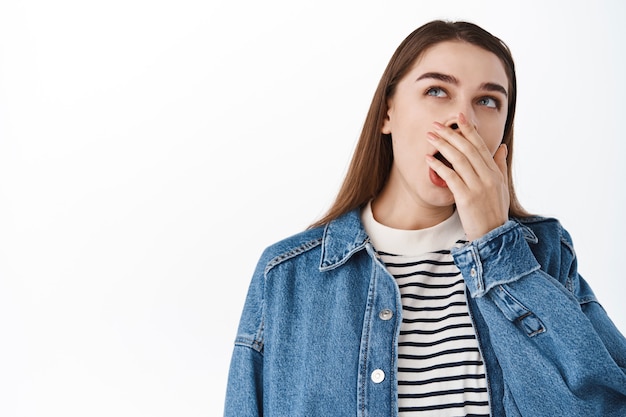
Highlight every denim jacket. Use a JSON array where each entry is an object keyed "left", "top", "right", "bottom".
[{"left": 224, "top": 209, "right": 626, "bottom": 416}]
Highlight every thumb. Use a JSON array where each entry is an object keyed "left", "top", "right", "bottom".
[{"left": 494, "top": 143, "right": 508, "bottom": 178}]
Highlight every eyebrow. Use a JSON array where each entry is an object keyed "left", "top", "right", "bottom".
[{"left": 416, "top": 72, "right": 508, "bottom": 97}]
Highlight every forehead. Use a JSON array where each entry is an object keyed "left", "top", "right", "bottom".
[{"left": 410, "top": 40, "right": 509, "bottom": 87}]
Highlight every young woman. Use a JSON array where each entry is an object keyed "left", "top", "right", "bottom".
[{"left": 224, "top": 20, "right": 626, "bottom": 416}]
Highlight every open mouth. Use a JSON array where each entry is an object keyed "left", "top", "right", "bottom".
[{"left": 434, "top": 152, "right": 453, "bottom": 170}]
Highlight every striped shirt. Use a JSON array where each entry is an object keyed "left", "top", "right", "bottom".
[{"left": 362, "top": 203, "right": 490, "bottom": 417}]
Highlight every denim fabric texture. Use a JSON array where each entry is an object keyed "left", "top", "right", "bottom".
[{"left": 224, "top": 209, "right": 626, "bottom": 416}]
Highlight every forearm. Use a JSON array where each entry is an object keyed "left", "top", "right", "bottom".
[
  {"left": 453, "top": 220, "right": 626, "bottom": 415},
  {"left": 224, "top": 344, "right": 263, "bottom": 417}
]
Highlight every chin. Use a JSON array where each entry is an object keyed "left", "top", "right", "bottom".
[{"left": 424, "top": 190, "right": 455, "bottom": 208}]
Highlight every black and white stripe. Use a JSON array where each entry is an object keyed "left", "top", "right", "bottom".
[
  {"left": 360, "top": 203, "right": 490, "bottom": 416},
  {"left": 381, "top": 247, "right": 490, "bottom": 417}
]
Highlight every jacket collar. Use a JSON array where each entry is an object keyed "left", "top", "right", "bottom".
[
  {"left": 317, "top": 208, "right": 540, "bottom": 272},
  {"left": 319, "top": 208, "right": 370, "bottom": 271}
]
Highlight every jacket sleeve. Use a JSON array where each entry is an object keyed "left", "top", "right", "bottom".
[
  {"left": 223, "top": 253, "right": 266, "bottom": 417},
  {"left": 452, "top": 220, "right": 626, "bottom": 416}
]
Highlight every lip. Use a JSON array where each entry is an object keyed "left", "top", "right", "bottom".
[
  {"left": 428, "top": 151, "right": 452, "bottom": 188},
  {"left": 429, "top": 167, "right": 448, "bottom": 188}
]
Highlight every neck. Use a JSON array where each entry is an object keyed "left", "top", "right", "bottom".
[{"left": 372, "top": 188, "right": 454, "bottom": 230}]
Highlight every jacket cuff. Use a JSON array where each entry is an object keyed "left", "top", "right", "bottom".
[{"left": 452, "top": 220, "right": 541, "bottom": 298}]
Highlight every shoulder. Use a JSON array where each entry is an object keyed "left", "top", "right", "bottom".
[
  {"left": 514, "top": 214, "right": 562, "bottom": 230},
  {"left": 256, "top": 225, "right": 326, "bottom": 276},
  {"left": 256, "top": 208, "right": 369, "bottom": 276},
  {"left": 514, "top": 215, "right": 575, "bottom": 252},
  {"left": 513, "top": 215, "right": 579, "bottom": 287}
]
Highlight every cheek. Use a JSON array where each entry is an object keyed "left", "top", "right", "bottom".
[
  {"left": 481, "top": 118, "right": 507, "bottom": 155},
  {"left": 486, "top": 138, "right": 501, "bottom": 156}
]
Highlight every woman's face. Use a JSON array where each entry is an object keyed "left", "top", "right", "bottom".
[{"left": 381, "top": 40, "right": 509, "bottom": 214}]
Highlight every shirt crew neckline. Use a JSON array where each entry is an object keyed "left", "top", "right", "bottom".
[{"left": 361, "top": 201, "right": 466, "bottom": 256}]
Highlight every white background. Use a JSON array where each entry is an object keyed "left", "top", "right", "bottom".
[{"left": 1, "top": 1, "right": 624, "bottom": 416}]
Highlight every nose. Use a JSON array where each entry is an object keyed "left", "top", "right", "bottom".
[{"left": 446, "top": 106, "right": 478, "bottom": 131}]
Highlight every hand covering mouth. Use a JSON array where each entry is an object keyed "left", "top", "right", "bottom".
[{"left": 434, "top": 152, "right": 454, "bottom": 170}]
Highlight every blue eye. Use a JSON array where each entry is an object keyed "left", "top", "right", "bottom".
[
  {"left": 426, "top": 87, "right": 447, "bottom": 97},
  {"left": 478, "top": 97, "right": 499, "bottom": 108}
]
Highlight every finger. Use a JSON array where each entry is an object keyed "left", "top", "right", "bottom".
[
  {"left": 426, "top": 131, "right": 478, "bottom": 186},
  {"left": 455, "top": 113, "right": 499, "bottom": 167},
  {"left": 427, "top": 124, "right": 482, "bottom": 187},
  {"left": 494, "top": 143, "right": 509, "bottom": 182},
  {"left": 432, "top": 121, "right": 492, "bottom": 173},
  {"left": 424, "top": 153, "right": 468, "bottom": 192}
]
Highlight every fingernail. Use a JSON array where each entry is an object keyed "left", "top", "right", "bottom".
[
  {"left": 459, "top": 113, "right": 467, "bottom": 125},
  {"left": 432, "top": 121, "right": 444, "bottom": 130}
]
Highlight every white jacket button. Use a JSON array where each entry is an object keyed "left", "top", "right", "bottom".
[
  {"left": 379, "top": 309, "right": 393, "bottom": 321},
  {"left": 371, "top": 369, "right": 385, "bottom": 383}
]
